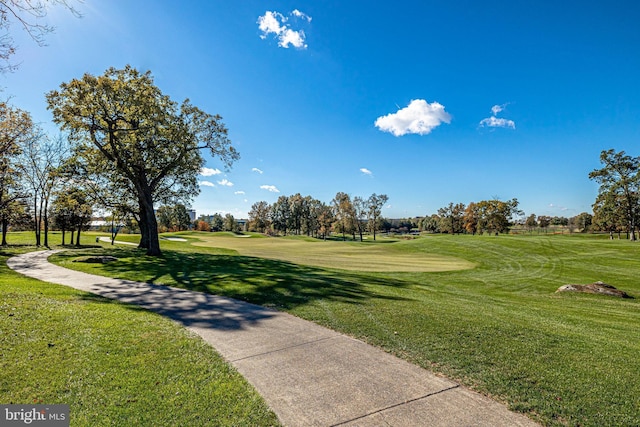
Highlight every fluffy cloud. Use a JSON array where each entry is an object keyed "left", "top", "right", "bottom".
[
  {"left": 375, "top": 100, "right": 452, "bottom": 136},
  {"left": 360, "top": 168, "right": 373, "bottom": 176},
  {"left": 480, "top": 104, "right": 515, "bottom": 129},
  {"left": 199, "top": 181, "right": 215, "bottom": 187},
  {"left": 234, "top": 191, "right": 245, "bottom": 195},
  {"left": 200, "top": 167, "right": 222, "bottom": 176},
  {"left": 257, "top": 10, "right": 310, "bottom": 49},
  {"left": 218, "top": 179, "right": 234, "bottom": 187},
  {"left": 252, "top": 167, "right": 264, "bottom": 174},
  {"left": 260, "top": 185, "right": 280, "bottom": 193}
]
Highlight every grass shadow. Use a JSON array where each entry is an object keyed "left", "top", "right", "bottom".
[{"left": 54, "top": 248, "right": 415, "bottom": 311}]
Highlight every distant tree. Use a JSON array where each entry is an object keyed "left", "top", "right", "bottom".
[
  {"left": 271, "top": 195, "right": 291, "bottom": 235},
  {"left": 210, "top": 213, "right": 224, "bottom": 232},
  {"left": 316, "top": 202, "right": 334, "bottom": 240},
  {"left": 438, "top": 202, "right": 465, "bottom": 234},
  {"left": 568, "top": 212, "right": 592, "bottom": 233},
  {"left": 332, "top": 192, "right": 356, "bottom": 240},
  {"left": 537, "top": 215, "right": 551, "bottom": 232},
  {"left": 47, "top": 66, "right": 239, "bottom": 255},
  {"left": 353, "top": 196, "right": 367, "bottom": 241},
  {"left": 248, "top": 200, "right": 271, "bottom": 233},
  {"left": 157, "top": 203, "right": 192, "bottom": 232},
  {"left": 366, "top": 193, "right": 388, "bottom": 240},
  {"left": 420, "top": 214, "right": 440, "bottom": 233},
  {"left": 476, "top": 198, "right": 521, "bottom": 234},
  {"left": 463, "top": 202, "right": 479, "bottom": 235},
  {"left": 223, "top": 213, "right": 237, "bottom": 232},
  {"left": 551, "top": 216, "right": 569, "bottom": 227},
  {"left": 195, "top": 220, "right": 210, "bottom": 232},
  {"left": 524, "top": 214, "right": 537, "bottom": 232},
  {"left": 302, "top": 196, "right": 321, "bottom": 237},
  {"left": 589, "top": 149, "right": 640, "bottom": 240}
]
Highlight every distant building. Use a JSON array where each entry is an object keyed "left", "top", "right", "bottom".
[{"left": 188, "top": 209, "right": 196, "bottom": 222}]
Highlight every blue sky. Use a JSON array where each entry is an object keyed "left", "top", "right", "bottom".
[{"left": 3, "top": 1, "right": 640, "bottom": 219}]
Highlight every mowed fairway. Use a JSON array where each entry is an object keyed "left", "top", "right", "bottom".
[
  {"left": 49, "top": 232, "right": 640, "bottom": 426},
  {"left": 191, "top": 233, "right": 475, "bottom": 272}
]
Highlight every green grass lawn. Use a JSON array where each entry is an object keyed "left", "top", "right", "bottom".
[
  {"left": 0, "top": 234, "right": 279, "bottom": 427},
  {"left": 48, "top": 231, "right": 640, "bottom": 426}
]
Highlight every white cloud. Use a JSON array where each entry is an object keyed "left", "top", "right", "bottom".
[
  {"left": 479, "top": 116, "right": 515, "bottom": 129},
  {"left": 234, "top": 191, "right": 245, "bottom": 195},
  {"left": 260, "top": 185, "right": 280, "bottom": 193},
  {"left": 218, "top": 179, "right": 234, "bottom": 187},
  {"left": 375, "top": 100, "right": 452, "bottom": 136},
  {"left": 257, "top": 10, "right": 309, "bottom": 49},
  {"left": 360, "top": 168, "right": 373, "bottom": 176},
  {"left": 292, "top": 9, "right": 312, "bottom": 22},
  {"left": 199, "top": 181, "right": 215, "bottom": 187},
  {"left": 279, "top": 28, "right": 306, "bottom": 48},
  {"left": 491, "top": 104, "right": 505, "bottom": 115},
  {"left": 480, "top": 103, "right": 515, "bottom": 130},
  {"left": 252, "top": 167, "right": 264, "bottom": 174},
  {"left": 257, "top": 11, "right": 285, "bottom": 38},
  {"left": 200, "top": 167, "right": 222, "bottom": 176}
]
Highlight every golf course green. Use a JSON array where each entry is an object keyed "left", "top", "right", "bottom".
[{"left": 10, "top": 231, "right": 640, "bottom": 426}]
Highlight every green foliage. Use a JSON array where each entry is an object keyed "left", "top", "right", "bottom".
[
  {"left": 46, "top": 65, "right": 239, "bottom": 255},
  {"left": 589, "top": 149, "right": 640, "bottom": 240},
  {"left": 157, "top": 203, "right": 191, "bottom": 232}
]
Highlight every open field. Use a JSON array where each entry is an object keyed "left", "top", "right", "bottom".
[
  {"left": 0, "top": 234, "right": 279, "bottom": 426},
  {"left": 191, "top": 232, "right": 476, "bottom": 272},
  {"left": 11, "top": 231, "right": 640, "bottom": 426}
]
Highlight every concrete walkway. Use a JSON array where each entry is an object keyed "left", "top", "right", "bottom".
[{"left": 7, "top": 250, "right": 539, "bottom": 427}]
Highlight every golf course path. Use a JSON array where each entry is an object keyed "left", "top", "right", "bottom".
[{"left": 8, "top": 250, "right": 539, "bottom": 427}]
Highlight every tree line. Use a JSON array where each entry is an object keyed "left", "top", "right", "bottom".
[{"left": 239, "top": 192, "right": 388, "bottom": 240}]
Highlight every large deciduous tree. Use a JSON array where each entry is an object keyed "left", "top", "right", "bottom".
[
  {"left": 47, "top": 66, "right": 239, "bottom": 255},
  {"left": 589, "top": 149, "right": 640, "bottom": 241}
]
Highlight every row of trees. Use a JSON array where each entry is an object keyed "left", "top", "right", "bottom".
[
  {"left": 244, "top": 192, "right": 389, "bottom": 240},
  {"left": 417, "top": 199, "right": 523, "bottom": 235},
  {"left": 0, "top": 100, "right": 94, "bottom": 247}
]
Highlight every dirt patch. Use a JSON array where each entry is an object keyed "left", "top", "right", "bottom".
[{"left": 557, "top": 281, "right": 631, "bottom": 298}]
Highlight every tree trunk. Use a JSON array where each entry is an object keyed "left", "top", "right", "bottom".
[
  {"left": 76, "top": 225, "right": 81, "bottom": 246},
  {"left": 138, "top": 202, "right": 150, "bottom": 250},
  {"left": 139, "top": 191, "right": 161, "bottom": 256},
  {"left": 61, "top": 228, "right": 65, "bottom": 245},
  {"left": 43, "top": 198, "right": 49, "bottom": 248},
  {"left": 1, "top": 215, "right": 8, "bottom": 246},
  {"left": 34, "top": 195, "right": 41, "bottom": 246}
]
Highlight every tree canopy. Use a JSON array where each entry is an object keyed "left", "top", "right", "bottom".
[
  {"left": 589, "top": 149, "right": 640, "bottom": 240},
  {"left": 47, "top": 66, "right": 239, "bottom": 255}
]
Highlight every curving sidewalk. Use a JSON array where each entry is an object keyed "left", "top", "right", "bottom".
[{"left": 7, "top": 250, "right": 539, "bottom": 427}]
